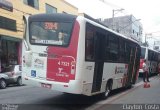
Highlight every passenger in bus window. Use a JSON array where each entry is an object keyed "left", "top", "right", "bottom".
[
  {"left": 142, "top": 59, "right": 150, "bottom": 82},
  {"left": 58, "top": 32, "right": 65, "bottom": 44}
]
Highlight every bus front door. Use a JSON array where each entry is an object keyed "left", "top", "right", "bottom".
[
  {"left": 92, "top": 33, "right": 105, "bottom": 93},
  {"left": 127, "top": 46, "right": 137, "bottom": 86}
]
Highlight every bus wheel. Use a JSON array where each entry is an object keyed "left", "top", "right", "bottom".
[
  {"left": 127, "top": 84, "right": 132, "bottom": 89},
  {"left": 101, "top": 81, "right": 112, "bottom": 99}
]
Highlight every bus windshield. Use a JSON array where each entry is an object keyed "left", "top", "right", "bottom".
[
  {"left": 141, "top": 47, "right": 146, "bottom": 59},
  {"left": 29, "top": 21, "right": 73, "bottom": 46}
]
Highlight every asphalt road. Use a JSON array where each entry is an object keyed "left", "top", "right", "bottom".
[
  {"left": 0, "top": 84, "right": 105, "bottom": 110},
  {"left": 1, "top": 76, "right": 159, "bottom": 110}
]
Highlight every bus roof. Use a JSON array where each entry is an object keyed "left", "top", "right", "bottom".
[
  {"left": 28, "top": 13, "right": 140, "bottom": 46},
  {"left": 77, "top": 15, "right": 140, "bottom": 46}
]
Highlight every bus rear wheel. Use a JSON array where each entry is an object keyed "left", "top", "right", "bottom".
[{"left": 101, "top": 81, "right": 112, "bottom": 99}]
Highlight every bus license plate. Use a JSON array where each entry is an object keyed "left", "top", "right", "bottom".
[{"left": 41, "top": 83, "right": 52, "bottom": 89}]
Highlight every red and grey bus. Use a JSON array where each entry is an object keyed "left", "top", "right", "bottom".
[
  {"left": 139, "top": 46, "right": 160, "bottom": 76},
  {"left": 22, "top": 13, "right": 140, "bottom": 98}
]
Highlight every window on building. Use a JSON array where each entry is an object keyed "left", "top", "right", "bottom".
[
  {"left": 133, "top": 29, "right": 134, "bottom": 34},
  {"left": 46, "top": 4, "right": 57, "bottom": 13},
  {"left": 154, "top": 46, "right": 159, "bottom": 50},
  {"left": 0, "top": 16, "right": 16, "bottom": 31},
  {"left": 1, "top": 40, "right": 19, "bottom": 68},
  {"left": 23, "top": 0, "right": 39, "bottom": 9}
]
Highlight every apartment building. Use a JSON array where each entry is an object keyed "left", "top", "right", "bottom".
[{"left": 103, "top": 15, "right": 143, "bottom": 44}]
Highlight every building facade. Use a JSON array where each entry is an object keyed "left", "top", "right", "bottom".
[
  {"left": 0, "top": 0, "right": 78, "bottom": 71},
  {"left": 103, "top": 15, "right": 143, "bottom": 44},
  {"left": 153, "top": 41, "right": 160, "bottom": 51}
]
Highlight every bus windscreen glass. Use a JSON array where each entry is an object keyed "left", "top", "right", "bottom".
[{"left": 29, "top": 21, "right": 73, "bottom": 46}]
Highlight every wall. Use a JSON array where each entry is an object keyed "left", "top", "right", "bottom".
[{"left": 0, "top": 0, "right": 78, "bottom": 39}]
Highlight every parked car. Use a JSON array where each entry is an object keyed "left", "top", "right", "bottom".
[
  {"left": 0, "top": 74, "right": 9, "bottom": 89},
  {"left": 0, "top": 65, "right": 22, "bottom": 87}
]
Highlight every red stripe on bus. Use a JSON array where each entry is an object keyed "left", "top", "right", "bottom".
[{"left": 46, "top": 20, "right": 80, "bottom": 83}]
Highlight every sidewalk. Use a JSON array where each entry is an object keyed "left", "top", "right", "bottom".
[
  {"left": 111, "top": 75, "right": 160, "bottom": 104},
  {"left": 86, "top": 75, "right": 160, "bottom": 110}
]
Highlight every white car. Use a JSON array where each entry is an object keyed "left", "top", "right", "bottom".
[{"left": 0, "top": 65, "right": 22, "bottom": 87}]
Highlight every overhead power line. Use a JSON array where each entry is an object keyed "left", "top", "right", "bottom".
[{"left": 99, "top": 0, "right": 122, "bottom": 9}]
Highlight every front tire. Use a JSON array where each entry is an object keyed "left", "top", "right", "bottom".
[{"left": 0, "top": 79, "right": 7, "bottom": 89}]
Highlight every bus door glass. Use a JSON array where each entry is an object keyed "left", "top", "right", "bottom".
[
  {"left": 92, "top": 32, "right": 105, "bottom": 93},
  {"left": 126, "top": 44, "right": 135, "bottom": 85},
  {"left": 140, "top": 47, "right": 146, "bottom": 69},
  {"left": 132, "top": 46, "right": 140, "bottom": 84},
  {"left": 128, "top": 45, "right": 139, "bottom": 84}
]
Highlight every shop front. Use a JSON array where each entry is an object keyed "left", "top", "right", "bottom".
[{"left": 0, "top": 35, "right": 22, "bottom": 72}]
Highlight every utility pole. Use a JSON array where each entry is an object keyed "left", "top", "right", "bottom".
[
  {"left": 99, "top": 0, "right": 124, "bottom": 30},
  {"left": 112, "top": 8, "right": 124, "bottom": 30},
  {"left": 144, "top": 33, "right": 152, "bottom": 47},
  {"left": 112, "top": 9, "right": 114, "bottom": 30},
  {"left": 145, "top": 34, "right": 147, "bottom": 44}
]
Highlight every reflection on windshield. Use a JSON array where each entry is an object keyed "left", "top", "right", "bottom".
[{"left": 30, "top": 21, "right": 73, "bottom": 46}]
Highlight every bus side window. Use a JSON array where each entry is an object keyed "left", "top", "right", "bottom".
[
  {"left": 119, "top": 39, "right": 125, "bottom": 62},
  {"left": 104, "top": 35, "right": 109, "bottom": 61},
  {"left": 148, "top": 50, "right": 152, "bottom": 61},
  {"left": 108, "top": 35, "right": 119, "bottom": 62},
  {"left": 85, "top": 23, "right": 95, "bottom": 61},
  {"left": 126, "top": 43, "right": 131, "bottom": 63}
]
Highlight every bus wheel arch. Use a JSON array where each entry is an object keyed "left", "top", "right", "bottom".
[
  {"left": 107, "top": 79, "right": 113, "bottom": 91},
  {"left": 101, "top": 79, "right": 113, "bottom": 99}
]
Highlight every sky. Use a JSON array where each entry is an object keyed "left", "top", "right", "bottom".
[{"left": 66, "top": 0, "right": 160, "bottom": 44}]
